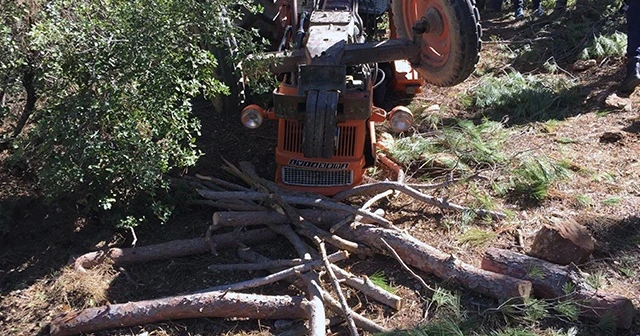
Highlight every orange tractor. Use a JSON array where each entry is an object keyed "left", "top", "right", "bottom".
[{"left": 239, "top": 0, "right": 481, "bottom": 195}]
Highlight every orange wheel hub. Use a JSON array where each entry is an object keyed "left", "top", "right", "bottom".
[{"left": 400, "top": 0, "right": 451, "bottom": 67}]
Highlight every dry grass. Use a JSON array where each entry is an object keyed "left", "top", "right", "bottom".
[{"left": 49, "top": 262, "right": 118, "bottom": 310}]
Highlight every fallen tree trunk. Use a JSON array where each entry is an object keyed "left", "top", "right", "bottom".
[
  {"left": 72, "top": 228, "right": 277, "bottom": 270},
  {"left": 49, "top": 291, "right": 308, "bottom": 336},
  {"left": 336, "top": 224, "right": 532, "bottom": 301},
  {"left": 482, "top": 248, "right": 635, "bottom": 329}
]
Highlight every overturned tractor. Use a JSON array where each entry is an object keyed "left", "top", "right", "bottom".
[{"left": 239, "top": 0, "right": 481, "bottom": 195}]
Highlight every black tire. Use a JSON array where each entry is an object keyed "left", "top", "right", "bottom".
[{"left": 391, "top": 0, "right": 482, "bottom": 87}]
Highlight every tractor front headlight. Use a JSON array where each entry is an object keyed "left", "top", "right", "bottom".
[
  {"left": 241, "top": 105, "right": 265, "bottom": 129},
  {"left": 388, "top": 106, "right": 414, "bottom": 133}
]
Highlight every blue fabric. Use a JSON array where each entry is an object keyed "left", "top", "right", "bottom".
[
  {"left": 628, "top": 0, "right": 640, "bottom": 71},
  {"left": 512, "top": 0, "right": 542, "bottom": 13}
]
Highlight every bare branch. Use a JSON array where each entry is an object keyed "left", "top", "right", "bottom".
[{"left": 316, "top": 239, "right": 359, "bottom": 336}]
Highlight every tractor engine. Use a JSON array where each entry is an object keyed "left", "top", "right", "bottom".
[{"left": 239, "top": 0, "right": 481, "bottom": 195}]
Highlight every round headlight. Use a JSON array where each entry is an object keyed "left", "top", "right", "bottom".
[
  {"left": 389, "top": 106, "right": 414, "bottom": 133},
  {"left": 241, "top": 105, "right": 264, "bottom": 129}
]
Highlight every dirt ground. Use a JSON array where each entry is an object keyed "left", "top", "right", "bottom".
[{"left": 1, "top": 8, "right": 639, "bottom": 336}]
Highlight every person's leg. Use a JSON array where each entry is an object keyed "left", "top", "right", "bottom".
[
  {"left": 620, "top": 0, "right": 640, "bottom": 95},
  {"left": 513, "top": 0, "right": 524, "bottom": 18},
  {"left": 532, "top": 0, "right": 544, "bottom": 16}
]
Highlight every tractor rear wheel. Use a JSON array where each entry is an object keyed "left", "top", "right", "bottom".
[{"left": 391, "top": 0, "right": 482, "bottom": 87}]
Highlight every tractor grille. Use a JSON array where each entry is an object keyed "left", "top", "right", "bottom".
[
  {"left": 282, "top": 120, "right": 356, "bottom": 157},
  {"left": 282, "top": 167, "right": 353, "bottom": 187}
]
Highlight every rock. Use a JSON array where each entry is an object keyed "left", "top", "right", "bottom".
[
  {"left": 605, "top": 93, "right": 632, "bottom": 112},
  {"left": 572, "top": 59, "right": 597, "bottom": 71},
  {"left": 529, "top": 218, "right": 595, "bottom": 265},
  {"left": 599, "top": 131, "right": 624, "bottom": 143}
]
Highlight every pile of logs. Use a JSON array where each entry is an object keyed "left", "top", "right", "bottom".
[{"left": 50, "top": 161, "right": 635, "bottom": 335}]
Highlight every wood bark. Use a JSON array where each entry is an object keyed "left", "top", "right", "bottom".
[
  {"left": 330, "top": 265, "right": 403, "bottom": 310},
  {"left": 302, "top": 272, "right": 328, "bottom": 336},
  {"left": 49, "top": 291, "right": 308, "bottom": 336},
  {"left": 316, "top": 239, "right": 359, "bottom": 336},
  {"left": 239, "top": 247, "right": 390, "bottom": 334},
  {"left": 197, "top": 251, "right": 349, "bottom": 293},
  {"left": 72, "top": 228, "right": 277, "bottom": 270},
  {"left": 208, "top": 258, "right": 307, "bottom": 272},
  {"left": 332, "top": 181, "right": 507, "bottom": 220},
  {"left": 336, "top": 224, "right": 532, "bottom": 301},
  {"left": 213, "top": 210, "right": 349, "bottom": 228},
  {"left": 197, "top": 190, "right": 392, "bottom": 227},
  {"left": 482, "top": 248, "right": 635, "bottom": 329},
  {"left": 269, "top": 224, "right": 312, "bottom": 260},
  {"left": 187, "top": 199, "right": 269, "bottom": 212},
  {"left": 319, "top": 288, "right": 392, "bottom": 333},
  {"left": 529, "top": 218, "right": 595, "bottom": 265}
]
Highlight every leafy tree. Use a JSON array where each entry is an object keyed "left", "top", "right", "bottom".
[{"left": 1, "top": 0, "right": 261, "bottom": 226}]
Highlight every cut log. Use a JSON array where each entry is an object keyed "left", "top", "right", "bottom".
[
  {"left": 331, "top": 265, "right": 403, "bottom": 310},
  {"left": 197, "top": 190, "right": 392, "bottom": 227},
  {"left": 213, "top": 210, "right": 349, "bottom": 228},
  {"left": 72, "top": 228, "right": 277, "bottom": 270},
  {"left": 335, "top": 224, "right": 532, "bottom": 301},
  {"left": 301, "top": 272, "right": 327, "bottom": 336},
  {"left": 529, "top": 218, "right": 595, "bottom": 265},
  {"left": 49, "top": 291, "right": 308, "bottom": 336},
  {"left": 482, "top": 248, "right": 635, "bottom": 329}
]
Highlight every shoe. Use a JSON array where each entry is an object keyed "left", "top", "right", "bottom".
[
  {"left": 515, "top": 8, "right": 524, "bottom": 19},
  {"left": 533, "top": 8, "right": 545, "bottom": 16},
  {"left": 619, "top": 63, "right": 640, "bottom": 97}
]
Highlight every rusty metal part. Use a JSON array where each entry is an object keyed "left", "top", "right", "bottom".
[{"left": 261, "top": 39, "right": 420, "bottom": 74}]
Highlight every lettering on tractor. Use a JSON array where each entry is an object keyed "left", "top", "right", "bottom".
[{"left": 238, "top": 0, "right": 481, "bottom": 195}]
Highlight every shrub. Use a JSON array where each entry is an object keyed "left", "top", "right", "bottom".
[{"left": 1, "top": 0, "right": 261, "bottom": 226}]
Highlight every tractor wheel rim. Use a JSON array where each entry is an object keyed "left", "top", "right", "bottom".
[{"left": 402, "top": 0, "right": 451, "bottom": 67}]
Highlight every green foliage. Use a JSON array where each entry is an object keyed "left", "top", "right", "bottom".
[
  {"left": 553, "top": 301, "right": 580, "bottom": 322},
  {"left": 1, "top": 0, "right": 261, "bottom": 226},
  {"left": 549, "top": 327, "right": 578, "bottom": 336},
  {"left": 388, "top": 119, "right": 510, "bottom": 174},
  {"left": 574, "top": 194, "right": 592, "bottom": 208},
  {"left": 369, "top": 270, "right": 397, "bottom": 294},
  {"left": 579, "top": 31, "right": 627, "bottom": 60},
  {"left": 586, "top": 271, "right": 604, "bottom": 290},
  {"left": 467, "top": 71, "right": 579, "bottom": 123},
  {"left": 0, "top": 1, "right": 27, "bottom": 128},
  {"left": 491, "top": 328, "right": 538, "bottom": 336},
  {"left": 602, "top": 197, "right": 621, "bottom": 206},
  {"left": 457, "top": 228, "right": 497, "bottom": 247},
  {"left": 508, "top": 156, "right": 571, "bottom": 201},
  {"left": 509, "top": 0, "right": 625, "bottom": 69}
]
